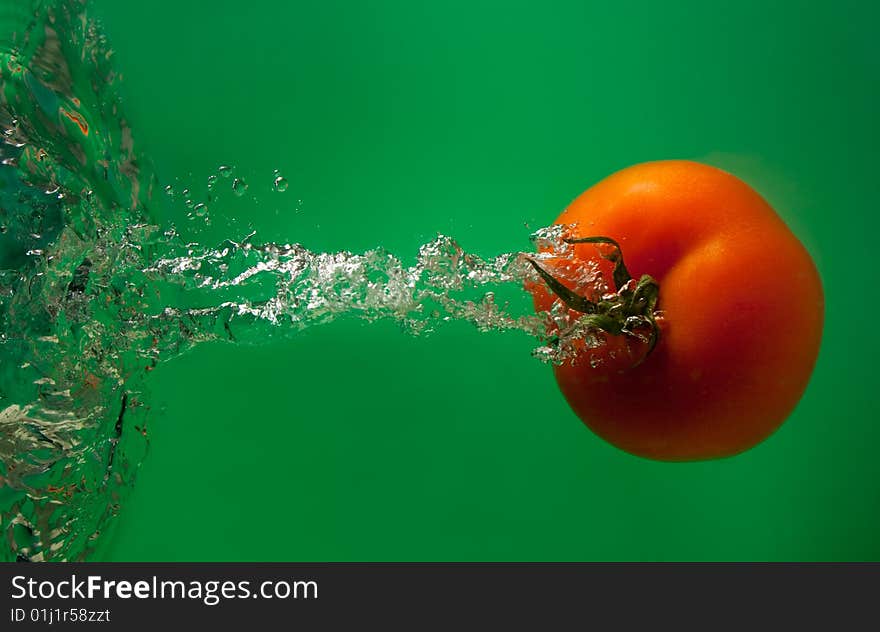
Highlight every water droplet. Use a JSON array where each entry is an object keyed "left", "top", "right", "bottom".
[
  {"left": 207, "top": 175, "right": 218, "bottom": 190},
  {"left": 194, "top": 203, "right": 208, "bottom": 217},
  {"left": 218, "top": 165, "right": 234, "bottom": 179},
  {"left": 163, "top": 184, "right": 174, "bottom": 196},
  {"left": 184, "top": 199, "right": 194, "bottom": 210},
  {"left": 181, "top": 188, "right": 190, "bottom": 198},
  {"left": 0, "top": 225, "right": 7, "bottom": 234},
  {"left": 232, "top": 178, "right": 248, "bottom": 197},
  {"left": 273, "top": 176, "right": 289, "bottom": 192}
]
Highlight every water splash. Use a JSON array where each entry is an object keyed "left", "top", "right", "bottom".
[
  {"left": 0, "top": 0, "right": 611, "bottom": 561},
  {"left": 0, "top": 0, "right": 162, "bottom": 561}
]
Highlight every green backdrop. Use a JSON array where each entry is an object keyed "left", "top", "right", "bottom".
[{"left": 88, "top": 0, "right": 877, "bottom": 561}]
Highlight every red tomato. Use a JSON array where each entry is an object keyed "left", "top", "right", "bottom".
[{"left": 530, "top": 160, "right": 823, "bottom": 461}]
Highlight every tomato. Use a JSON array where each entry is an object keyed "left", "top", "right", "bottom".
[{"left": 530, "top": 160, "right": 824, "bottom": 461}]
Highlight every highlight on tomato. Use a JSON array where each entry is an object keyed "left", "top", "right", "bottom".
[{"left": 529, "top": 160, "right": 823, "bottom": 461}]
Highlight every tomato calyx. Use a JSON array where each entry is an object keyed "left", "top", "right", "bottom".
[{"left": 527, "top": 236, "right": 661, "bottom": 365}]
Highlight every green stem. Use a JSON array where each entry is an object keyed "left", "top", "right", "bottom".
[
  {"left": 527, "top": 236, "right": 661, "bottom": 365},
  {"left": 564, "top": 236, "right": 632, "bottom": 290}
]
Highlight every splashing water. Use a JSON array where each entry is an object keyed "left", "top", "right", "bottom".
[{"left": 0, "top": 0, "right": 612, "bottom": 561}]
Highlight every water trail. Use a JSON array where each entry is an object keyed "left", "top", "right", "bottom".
[{"left": 0, "top": 0, "right": 609, "bottom": 561}]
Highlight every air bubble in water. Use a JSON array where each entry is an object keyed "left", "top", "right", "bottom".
[
  {"left": 232, "top": 178, "right": 248, "bottom": 197},
  {"left": 273, "top": 176, "right": 289, "bottom": 192}
]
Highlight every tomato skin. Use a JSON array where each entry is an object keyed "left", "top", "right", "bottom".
[{"left": 534, "top": 161, "right": 824, "bottom": 461}]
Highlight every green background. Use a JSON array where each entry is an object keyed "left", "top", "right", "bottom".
[{"left": 89, "top": 0, "right": 877, "bottom": 560}]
